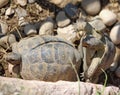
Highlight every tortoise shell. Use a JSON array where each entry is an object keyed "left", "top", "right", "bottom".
[{"left": 12, "top": 35, "right": 81, "bottom": 81}]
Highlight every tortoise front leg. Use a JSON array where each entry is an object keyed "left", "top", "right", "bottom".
[{"left": 84, "top": 57, "right": 101, "bottom": 83}]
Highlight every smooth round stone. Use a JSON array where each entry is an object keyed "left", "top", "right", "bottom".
[
  {"left": 39, "top": 17, "right": 54, "bottom": 35},
  {"left": 81, "top": 0, "right": 101, "bottom": 15},
  {"left": 110, "top": 23, "right": 120, "bottom": 45},
  {"left": 0, "top": 0, "right": 9, "bottom": 8},
  {"left": 64, "top": 3, "right": 78, "bottom": 19},
  {"left": 24, "top": 24, "right": 37, "bottom": 36},
  {"left": 5, "top": 7, "right": 15, "bottom": 16},
  {"left": 56, "top": 11, "right": 71, "bottom": 27},
  {"left": 99, "top": 9, "right": 117, "bottom": 26},
  {"left": 115, "top": 66, "right": 120, "bottom": 78},
  {"left": 15, "top": 0, "right": 27, "bottom": 6}
]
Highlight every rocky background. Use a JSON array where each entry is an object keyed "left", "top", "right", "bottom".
[{"left": 0, "top": 0, "right": 120, "bottom": 95}]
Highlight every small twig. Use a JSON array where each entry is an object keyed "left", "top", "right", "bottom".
[
  {"left": 101, "top": 69, "right": 108, "bottom": 95},
  {"left": 69, "top": 58, "right": 80, "bottom": 95}
]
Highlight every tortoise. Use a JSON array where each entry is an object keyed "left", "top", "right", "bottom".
[
  {"left": 78, "top": 33, "right": 116, "bottom": 83},
  {"left": 5, "top": 35, "right": 81, "bottom": 81}
]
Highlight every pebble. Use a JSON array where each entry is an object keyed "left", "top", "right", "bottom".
[
  {"left": 110, "top": 23, "right": 120, "bottom": 45},
  {"left": 24, "top": 24, "right": 37, "bottom": 36},
  {"left": 39, "top": 17, "right": 54, "bottom": 35},
  {"left": 56, "top": 11, "right": 71, "bottom": 27},
  {"left": 89, "top": 18, "right": 106, "bottom": 32},
  {"left": 5, "top": 7, "right": 15, "bottom": 16},
  {"left": 81, "top": 0, "right": 101, "bottom": 15},
  {"left": 0, "top": 0, "right": 9, "bottom": 8},
  {"left": 64, "top": 3, "right": 78, "bottom": 19},
  {"left": 0, "top": 20, "right": 8, "bottom": 34},
  {"left": 15, "top": 0, "right": 27, "bottom": 6},
  {"left": 57, "top": 24, "right": 79, "bottom": 42},
  {"left": 99, "top": 9, "right": 117, "bottom": 26},
  {"left": 115, "top": 66, "right": 120, "bottom": 78},
  {"left": 28, "top": 0, "right": 36, "bottom": 3}
]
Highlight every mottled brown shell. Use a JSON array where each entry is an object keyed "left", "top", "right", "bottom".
[{"left": 12, "top": 35, "right": 81, "bottom": 81}]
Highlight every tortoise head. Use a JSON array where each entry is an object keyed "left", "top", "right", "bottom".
[
  {"left": 5, "top": 52, "right": 21, "bottom": 65},
  {"left": 82, "top": 35, "right": 104, "bottom": 49}
]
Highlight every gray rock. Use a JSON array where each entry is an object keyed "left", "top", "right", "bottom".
[
  {"left": 81, "top": 0, "right": 101, "bottom": 15},
  {"left": 0, "top": 77, "right": 119, "bottom": 95},
  {"left": 39, "top": 17, "right": 54, "bottom": 35},
  {"left": 24, "top": 24, "right": 37, "bottom": 36},
  {"left": 64, "top": 3, "right": 78, "bottom": 19},
  {"left": 56, "top": 11, "right": 71, "bottom": 27},
  {"left": 15, "top": 0, "right": 27, "bottom": 6},
  {"left": 0, "top": 20, "right": 8, "bottom": 34},
  {"left": 0, "top": 0, "right": 9, "bottom": 8},
  {"left": 89, "top": 18, "right": 106, "bottom": 32}
]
